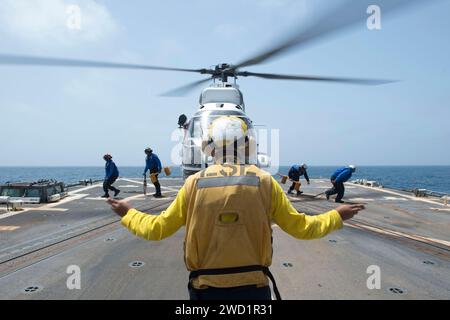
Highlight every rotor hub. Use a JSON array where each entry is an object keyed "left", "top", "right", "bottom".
[{"left": 212, "top": 63, "right": 236, "bottom": 81}]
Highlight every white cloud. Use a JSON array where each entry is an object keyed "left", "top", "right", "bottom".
[{"left": 0, "top": 0, "right": 118, "bottom": 46}]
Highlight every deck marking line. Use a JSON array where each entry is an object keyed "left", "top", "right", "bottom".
[
  {"left": 119, "top": 178, "right": 145, "bottom": 185},
  {"left": 0, "top": 226, "right": 20, "bottom": 231},
  {"left": 27, "top": 208, "right": 68, "bottom": 212},
  {"left": 68, "top": 184, "right": 103, "bottom": 195},
  {"left": 350, "top": 183, "right": 447, "bottom": 207},
  {"left": 0, "top": 193, "right": 87, "bottom": 220},
  {"left": 346, "top": 221, "right": 450, "bottom": 248},
  {"left": 383, "top": 196, "right": 408, "bottom": 201},
  {"left": 430, "top": 208, "right": 450, "bottom": 212},
  {"left": 348, "top": 198, "right": 375, "bottom": 202},
  {"left": 85, "top": 197, "right": 111, "bottom": 201},
  {"left": 120, "top": 178, "right": 181, "bottom": 192},
  {"left": 45, "top": 193, "right": 88, "bottom": 208}
]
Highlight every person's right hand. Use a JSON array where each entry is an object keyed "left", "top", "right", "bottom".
[
  {"left": 107, "top": 198, "right": 133, "bottom": 218},
  {"left": 336, "top": 204, "right": 365, "bottom": 221}
]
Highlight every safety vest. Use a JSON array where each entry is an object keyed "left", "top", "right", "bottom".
[{"left": 183, "top": 163, "right": 274, "bottom": 290}]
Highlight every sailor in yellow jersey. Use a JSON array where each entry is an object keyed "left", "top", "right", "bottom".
[{"left": 108, "top": 115, "right": 364, "bottom": 300}]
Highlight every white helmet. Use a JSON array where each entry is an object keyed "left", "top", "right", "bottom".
[
  {"left": 301, "top": 163, "right": 308, "bottom": 169},
  {"left": 201, "top": 115, "right": 256, "bottom": 164},
  {"left": 349, "top": 164, "right": 356, "bottom": 171}
]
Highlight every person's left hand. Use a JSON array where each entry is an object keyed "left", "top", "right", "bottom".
[{"left": 107, "top": 198, "right": 133, "bottom": 217}]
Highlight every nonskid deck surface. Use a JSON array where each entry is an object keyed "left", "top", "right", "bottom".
[{"left": 0, "top": 178, "right": 449, "bottom": 300}]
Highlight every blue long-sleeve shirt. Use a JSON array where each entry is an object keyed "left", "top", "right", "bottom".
[
  {"left": 105, "top": 160, "right": 119, "bottom": 179},
  {"left": 331, "top": 167, "right": 353, "bottom": 184},
  {"left": 288, "top": 165, "right": 310, "bottom": 182},
  {"left": 144, "top": 153, "right": 162, "bottom": 174}
]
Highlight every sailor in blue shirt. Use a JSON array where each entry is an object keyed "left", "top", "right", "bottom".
[
  {"left": 102, "top": 154, "right": 120, "bottom": 198},
  {"left": 143, "top": 148, "right": 163, "bottom": 197},
  {"left": 325, "top": 165, "right": 356, "bottom": 203}
]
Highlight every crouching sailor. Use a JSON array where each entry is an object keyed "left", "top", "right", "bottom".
[{"left": 107, "top": 116, "right": 365, "bottom": 300}]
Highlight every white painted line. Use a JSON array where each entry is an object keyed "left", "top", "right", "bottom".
[
  {"left": 27, "top": 208, "right": 68, "bottom": 212},
  {"left": 161, "top": 186, "right": 181, "bottom": 192},
  {"left": 383, "top": 196, "right": 407, "bottom": 201},
  {"left": 45, "top": 193, "right": 88, "bottom": 208},
  {"left": 348, "top": 198, "right": 375, "bottom": 202},
  {"left": 0, "top": 210, "right": 32, "bottom": 220},
  {"left": 346, "top": 222, "right": 450, "bottom": 248},
  {"left": 0, "top": 193, "right": 87, "bottom": 220},
  {"left": 430, "top": 208, "right": 450, "bottom": 212},
  {"left": 117, "top": 185, "right": 139, "bottom": 188},
  {"left": 120, "top": 178, "right": 143, "bottom": 185},
  {"left": 68, "top": 183, "right": 102, "bottom": 195},
  {"left": 123, "top": 194, "right": 145, "bottom": 201},
  {"left": 350, "top": 183, "right": 447, "bottom": 207},
  {"left": 0, "top": 226, "right": 20, "bottom": 231},
  {"left": 120, "top": 178, "right": 181, "bottom": 192},
  {"left": 146, "top": 197, "right": 175, "bottom": 201}
]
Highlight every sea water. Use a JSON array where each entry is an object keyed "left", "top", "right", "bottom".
[{"left": 0, "top": 166, "right": 449, "bottom": 194}]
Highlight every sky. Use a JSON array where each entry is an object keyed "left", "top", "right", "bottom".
[{"left": 0, "top": 0, "right": 449, "bottom": 167}]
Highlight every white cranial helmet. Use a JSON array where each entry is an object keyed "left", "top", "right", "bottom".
[{"left": 202, "top": 115, "right": 256, "bottom": 164}]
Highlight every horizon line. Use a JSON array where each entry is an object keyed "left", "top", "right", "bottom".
[{"left": 1, "top": 164, "right": 450, "bottom": 168}]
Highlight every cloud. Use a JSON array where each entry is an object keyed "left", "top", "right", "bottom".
[{"left": 0, "top": 0, "right": 118, "bottom": 46}]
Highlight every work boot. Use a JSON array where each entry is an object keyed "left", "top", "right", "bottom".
[
  {"left": 335, "top": 200, "right": 344, "bottom": 203},
  {"left": 297, "top": 191, "right": 303, "bottom": 196},
  {"left": 114, "top": 189, "right": 121, "bottom": 197},
  {"left": 153, "top": 193, "right": 162, "bottom": 198},
  {"left": 287, "top": 189, "right": 293, "bottom": 195},
  {"left": 101, "top": 194, "right": 109, "bottom": 198},
  {"left": 326, "top": 193, "right": 330, "bottom": 200}
]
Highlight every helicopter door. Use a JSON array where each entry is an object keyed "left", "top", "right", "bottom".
[{"left": 182, "top": 117, "right": 204, "bottom": 172}]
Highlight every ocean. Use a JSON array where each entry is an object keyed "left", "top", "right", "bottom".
[{"left": 0, "top": 166, "right": 449, "bottom": 194}]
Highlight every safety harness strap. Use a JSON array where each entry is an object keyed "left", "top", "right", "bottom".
[{"left": 189, "top": 265, "right": 282, "bottom": 300}]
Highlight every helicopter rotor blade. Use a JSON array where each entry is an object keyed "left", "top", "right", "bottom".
[
  {"left": 0, "top": 54, "right": 212, "bottom": 74},
  {"left": 160, "top": 77, "right": 212, "bottom": 97},
  {"left": 233, "top": 0, "right": 438, "bottom": 70},
  {"left": 237, "top": 71, "right": 396, "bottom": 85}
]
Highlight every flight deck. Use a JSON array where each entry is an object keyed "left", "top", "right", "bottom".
[{"left": 0, "top": 178, "right": 449, "bottom": 300}]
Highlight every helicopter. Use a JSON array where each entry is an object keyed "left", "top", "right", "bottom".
[{"left": 0, "top": 0, "right": 436, "bottom": 179}]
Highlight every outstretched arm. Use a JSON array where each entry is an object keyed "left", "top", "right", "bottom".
[
  {"left": 270, "top": 177, "right": 363, "bottom": 239},
  {"left": 108, "top": 187, "right": 187, "bottom": 241}
]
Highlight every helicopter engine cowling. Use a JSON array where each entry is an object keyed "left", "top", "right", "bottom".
[{"left": 199, "top": 86, "right": 245, "bottom": 111}]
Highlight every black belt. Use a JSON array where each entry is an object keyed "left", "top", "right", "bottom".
[{"left": 189, "top": 265, "right": 282, "bottom": 300}]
